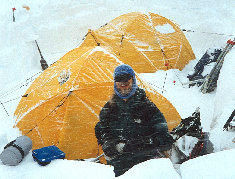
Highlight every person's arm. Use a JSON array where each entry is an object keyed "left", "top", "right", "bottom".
[
  {"left": 95, "top": 102, "right": 120, "bottom": 158},
  {"left": 148, "top": 101, "right": 174, "bottom": 151},
  {"left": 95, "top": 102, "right": 114, "bottom": 145}
]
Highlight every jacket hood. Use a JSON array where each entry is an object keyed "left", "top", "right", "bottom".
[{"left": 113, "top": 64, "right": 137, "bottom": 99}]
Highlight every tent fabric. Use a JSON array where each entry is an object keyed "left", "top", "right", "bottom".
[
  {"left": 14, "top": 46, "right": 181, "bottom": 161},
  {"left": 82, "top": 12, "right": 195, "bottom": 73},
  {"left": 14, "top": 12, "right": 187, "bottom": 161}
]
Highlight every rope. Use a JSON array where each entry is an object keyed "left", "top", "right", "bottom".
[
  {"left": 0, "top": 71, "right": 43, "bottom": 116},
  {"left": 172, "top": 69, "right": 186, "bottom": 87},
  {"left": 161, "top": 71, "right": 168, "bottom": 94},
  {"left": 0, "top": 101, "right": 9, "bottom": 116},
  {"left": 24, "top": 91, "right": 72, "bottom": 136},
  {"left": 158, "top": 44, "right": 169, "bottom": 94},
  {"left": 89, "top": 31, "right": 100, "bottom": 46},
  {"left": 0, "top": 71, "right": 42, "bottom": 100},
  {"left": 145, "top": 81, "right": 167, "bottom": 92},
  {"left": 182, "top": 29, "right": 234, "bottom": 37},
  {"left": 2, "top": 96, "right": 22, "bottom": 104},
  {"left": 161, "top": 57, "right": 169, "bottom": 94},
  {"left": 23, "top": 91, "right": 72, "bottom": 148}
]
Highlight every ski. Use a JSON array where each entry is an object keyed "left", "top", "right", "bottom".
[
  {"left": 201, "top": 39, "right": 235, "bottom": 93},
  {"left": 182, "top": 78, "right": 205, "bottom": 87},
  {"left": 223, "top": 109, "right": 235, "bottom": 131}
]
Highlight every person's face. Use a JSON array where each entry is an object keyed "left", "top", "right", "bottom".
[{"left": 115, "top": 78, "right": 133, "bottom": 96}]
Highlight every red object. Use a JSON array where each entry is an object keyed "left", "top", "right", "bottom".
[
  {"left": 165, "top": 63, "right": 169, "bottom": 66},
  {"left": 173, "top": 80, "right": 176, "bottom": 83},
  {"left": 227, "top": 39, "right": 235, "bottom": 45},
  {"left": 12, "top": 7, "right": 16, "bottom": 11}
]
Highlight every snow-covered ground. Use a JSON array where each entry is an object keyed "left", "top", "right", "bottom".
[{"left": 0, "top": 0, "right": 234, "bottom": 178}]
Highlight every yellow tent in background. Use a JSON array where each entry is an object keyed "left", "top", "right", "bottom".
[
  {"left": 14, "top": 12, "right": 190, "bottom": 161},
  {"left": 84, "top": 12, "right": 195, "bottom": 73}
]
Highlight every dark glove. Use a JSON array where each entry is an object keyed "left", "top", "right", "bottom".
[
  {"left": 143, "top": 136, "right": 160, "bottom": 146},
  {"left": 123, "top": 136, "right": 159, "bottom": 153},
  {"left": 156, "top": 134, "right": 174, "bottom": 151},
  {"left": 102, "top": 140, "right": 119, "bottom": 158}
]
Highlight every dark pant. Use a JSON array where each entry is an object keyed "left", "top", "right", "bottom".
[{"left": 108, "top": 150, "right": 158, "bottom": 177}]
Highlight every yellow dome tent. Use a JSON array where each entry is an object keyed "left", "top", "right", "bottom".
[
  {"left": 14, "top": 12, "right": 190, "bottom": 161},
  {"left": 84, "top": 12, "right": 195, "bottom": 73},
  {"left": 14, "top": 45, "right": 181, "bottom": 161}
]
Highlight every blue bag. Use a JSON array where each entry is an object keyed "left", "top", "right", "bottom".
[{"left": 32, "top": 145, "right": 65, "bottom": 166}]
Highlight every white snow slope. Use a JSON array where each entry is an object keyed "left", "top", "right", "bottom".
[{"left": 0, "top": 0, "right": 234, "bottom": 178}]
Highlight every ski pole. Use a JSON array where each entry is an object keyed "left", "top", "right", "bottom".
[
  {"left": 89, "top": 153, "right": 104, "bottom": 162},
  {"left": 35, "top": 40, "right": 49, "bottom": 71},
  {"left": 12, "top": 8, "right": 16, "bottom": 22}
]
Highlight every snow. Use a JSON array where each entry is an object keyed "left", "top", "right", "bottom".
[
  {"left": 119, "top": 158, "right": 181, "bottom": 179},
  {"left": 155, "top": 24, "right": 175, "bottom": 34},
  {"left": 180, "top": 149, "right": 235, "bottom": 179},
  {"left": 0, "top": 0, "right": 235, "bottom": 178}
]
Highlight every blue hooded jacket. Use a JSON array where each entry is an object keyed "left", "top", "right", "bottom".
[{"left": 113, "top": 64, "right": 137, "bottom": 99}]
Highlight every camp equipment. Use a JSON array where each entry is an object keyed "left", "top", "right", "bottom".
[
  {"left": 201, "top": 38, "right": 235, "bottom": 93},
  {"left": 32, "top": 145, "right": 65, "bottom": 166},
  {"left": 187, "top": 48, "right": 222, "bottom": 87},
  {"left": 223, "top": 109, "right": 235, "bottom": 131},
  {"left": 171, "top": 108, "right": 214, "bottom": 164},
  {"left": 0, "top": 136, "right": 32, "bottom": 166},
  {"left": 35, "top": 40, "right": 48, "bottom": 71}
]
